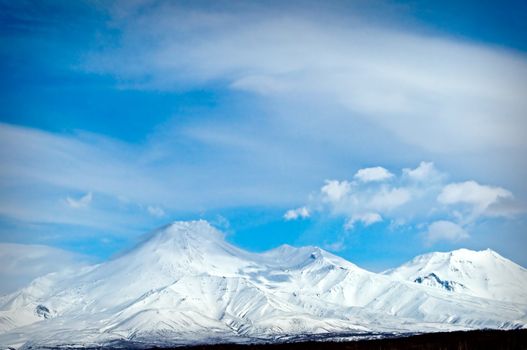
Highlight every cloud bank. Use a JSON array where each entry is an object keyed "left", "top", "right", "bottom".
[{"left": 286, "top": 162, "right": 522, "bottom": 245}]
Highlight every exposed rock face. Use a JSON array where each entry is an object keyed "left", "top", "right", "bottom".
[{"left": 35, "top": 305, "right": 51, "bottom": 319}]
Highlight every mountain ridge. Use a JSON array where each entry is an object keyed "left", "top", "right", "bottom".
[{"left": 0, "top": 221, "right": 525, "bottom": 349}]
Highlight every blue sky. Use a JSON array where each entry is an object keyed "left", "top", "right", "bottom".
[{"left": 1, "top": 0, "right": 526, "bottom": 277}]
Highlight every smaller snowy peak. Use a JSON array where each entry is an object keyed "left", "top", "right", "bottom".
[
  {"left": 262, "top": 244, "right": 323, "bottom": 261},
  {"left": 263, "top": 244, "right": 325, "bottom": 269},
  {"left": 384, "top": 248, "right": 527, "bottom": 303},
  {"left": 261, "top": 244, "right": 361, "bottom": 272}
]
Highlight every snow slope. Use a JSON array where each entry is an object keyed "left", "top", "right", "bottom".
[
  {"left": 0, "top": 221, "right": 526, "bottom": 349},
  {"left": 384, "top": 249, "right": 527, "bottom": 303}
]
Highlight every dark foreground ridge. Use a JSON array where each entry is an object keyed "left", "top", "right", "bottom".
[{"left": 164, "top": 329, "right": 527, "bottom": 350}]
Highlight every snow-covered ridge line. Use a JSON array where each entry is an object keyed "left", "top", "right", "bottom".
[{"left": 0, "top": 220, "right": 526, "bottom": 349}]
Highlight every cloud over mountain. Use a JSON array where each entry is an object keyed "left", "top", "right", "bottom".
[{"left": 285, "top": 162, "right": 523, "bottom": 245}]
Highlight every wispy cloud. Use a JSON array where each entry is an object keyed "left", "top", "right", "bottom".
[
  {"left": 0, "top": 243, "right": 93, "bottom": 294},
  {"left": 147, "top": 205, "right": 165, "bottom": 218},
  {"left": 1, "top": 0, "right": 526, "bottom": 267},
  {"left": 82, "top": 2, "right": 527, "bottom": 249},
  {"left": 88, "top": 1, "right": 527, "bottom": 155},
  {"left": 0, "top": 123, "right": 167, "bottom": 232},
  {"left": 345, "top": 212, "right": 383, "bottom": 230},
  {"left": 0, "top": 121, "right": 315, "bottom": 233},
  {"left": 66, "top": 192, "right": 92, "bottom": 209}
]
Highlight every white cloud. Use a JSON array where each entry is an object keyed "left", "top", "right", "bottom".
[
  {"left": 0, "top": 243, "right": 93, "bottom": 294},
  {"left": 359, "top": 212, "right": 383, "bottom": 225},
  {"left": 403, "top": 161, "right": 439, "bottom": 182},
  {"left": 1, "top": 0, "right": 526, "bottom": 258},
  {"left": 147, "top": 205, "right": 165, "bottom": 217},
  {"left": 290, "top": 162, "right": 522, "bottom": 246},
  {"left": 438, "top": 181, "right": 513, "bottom": 213},
  {"left": 323, "top": 239, "right": 346, "bottom": 252},
  {"left": 354, "top": 166, "right": 394, "bottom": 182},
  {"left": 0, "top": 122, "right": 313, "bottom": 231},
  {"left": 484, "top": 200, "right": 527, "bottom": 218},
  {"left": 317, "top": 173, "right": 412, "bottom": 229},
  {"left": 369, "top": 187, "right": 411, "bottom": 211},
  {"left": 66, "top": 192, "right": 92, "bottom": 209},
  {"left": 345, "top": 212, "right": 382, "bottom": 230},
  {"left": 321, "top": 180, "right": 351, "bottom": 203},
  {"left": 211, "top": 214, "right": 231, "bottom": 231},
  {"left": 424, "top": 220, "right": 469, "bottom": 244},
  {"left": 284, "top": 206, "right": 310, "bottom": 220}
]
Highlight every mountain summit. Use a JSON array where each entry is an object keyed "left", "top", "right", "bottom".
[
  {"left": 117, "top": 220, "right": 252, "bottom": 277},
  {"left": 0, "top": 221, "right": 526, "bottom": 349}
]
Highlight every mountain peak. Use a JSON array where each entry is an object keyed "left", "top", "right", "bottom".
[
  {"left": 385, "top": 248, "right": 527, "bottom": 302},
  {"left": 164, "top": 219, "right": 222, "bottom": 236},
  {"left": 261, "top": 244, "right": 362, "bottom": 272},
  {"left": 105, "top": 220, "right": 252, "bottom": 278},
  {"left": 143, "top": 220, "right": 225, "bottom": 247},
  {"left": 402, "top": 248, "right": 504, "bottom": 267}
]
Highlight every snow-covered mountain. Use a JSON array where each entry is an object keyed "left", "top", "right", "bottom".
[
  {"left": 383, "top": 248, "right": 527, "bottom": 303},
  {"left": 1, "top": 221, "right": 526, "bottom": 349}
]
